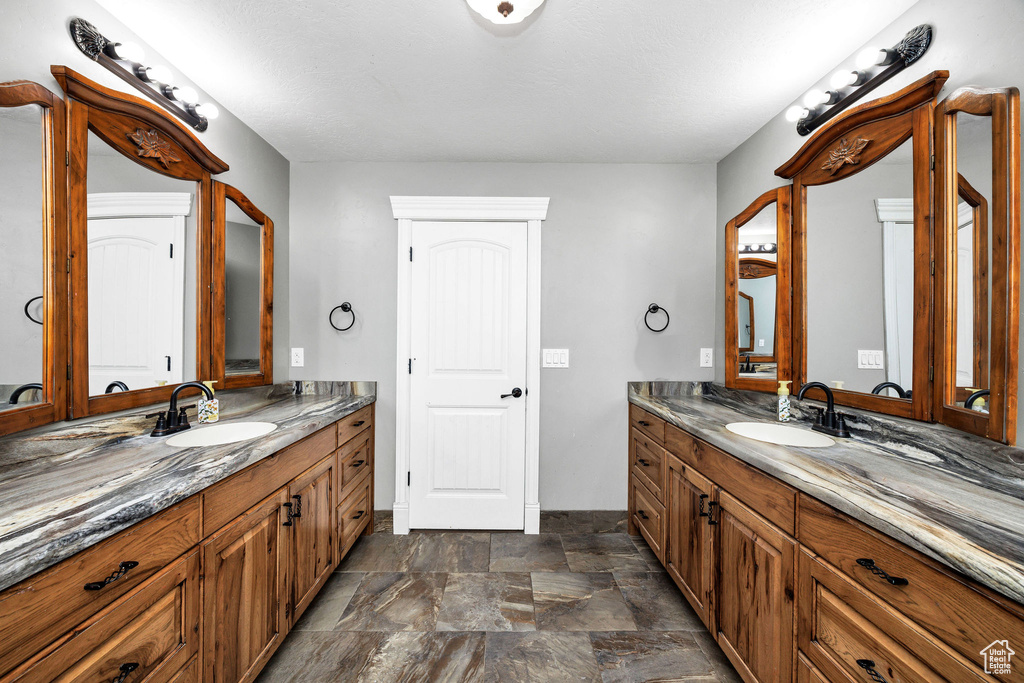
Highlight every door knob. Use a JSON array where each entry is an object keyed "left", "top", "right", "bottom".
[{"left": 501, "top": 388, "right": 523, "bottom": 399}]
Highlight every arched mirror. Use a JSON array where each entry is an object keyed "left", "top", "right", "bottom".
[
  {"left": 213, "top": 182, "right": 274, "bottom": 388},
  {"left": 0, "top": 81, "right": 68, "bottom": 436},
  {"left": 725, "top": 186, "right": 791, "bottom": 391},
  {"left": 934, "top": 86, "right": 1020, "bottom": 443}
]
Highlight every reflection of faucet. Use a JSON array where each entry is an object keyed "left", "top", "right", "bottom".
[
  {"left": 740, "top": 355, "right": 755, "bottom": 372},
  {"left": 8, "top": 383, "right": 42, "bottom": 404},
  {"left": 147, "top": 382, "right": 215, "bottom": 437},
  {"left": 965, "top": 389, "right": 990, "bottom": 410},
  {"left": 796, "top": 382, "right": 850, "bottom": 438},
  {"left": 871, "top": 381, "right": 911, "bottom": 399},
  {"left": 105, "top": 381, "right": 129, "bottom": 393}
]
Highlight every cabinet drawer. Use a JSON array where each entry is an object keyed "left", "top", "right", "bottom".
[
  {"left": 0, "top": 498, "right": 200, "bottom": 680},
  {"left": 631, "top": 475, "right": 665, "bottom": 561},
  {"left": 337, "top": 405, "right": 372, "bottom": 448},
  {"left": 338, "top": 429, "right": 372, "bottom": 495},
  {"left": 203, "top": 424, "right": 336, "bottom": 535},
  {"left": 799, "top": 495, "right": 1024, "bottom": 669},
  {"left": 798, "top": 549, "right": 988, "bottom": 682},
  {"left": 631, "top": 428, "right": 665, "bottom": 502},
  {"left": 797, "top": 653, "right": 837, "bottom": 683},
  {"left": 338, "top": 474, "right": 371, "bottom": 557},
  {"left": 629, "top": 404, "right": 665, "bottom": 444},
  {"left": 13, "top": 551, "right": 200, "bottom": 683}
]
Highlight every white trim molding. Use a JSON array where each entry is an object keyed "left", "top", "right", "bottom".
[
  {"left": 391, "top": 196, "right": 549, "bottom": 535},
  {"left": 87, "top": 192, "right": 193, "bottom": 219},
  {"left": 874, "top": 197, "right": 913, "bottom": 224}
]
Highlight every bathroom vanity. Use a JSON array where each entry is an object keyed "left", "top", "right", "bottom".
[
  {"left": 628, "top": 382, "right": 1024, "bottom": 683},
  {"left": 0, "top": 383, "right": 375, "bottom": 683}
]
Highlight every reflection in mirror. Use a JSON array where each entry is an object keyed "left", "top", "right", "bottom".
[
  {"left": 224, "top": 198, "right": 263, "bottom": 376},
  {"left": 806, "top": 137, "right": 914, "bottom": 396},
  {"left": 86, "top": 131, "right": 199, "bottom": 397},
  {"left": 953, "top": 114, "right": 993, "bottom": 412},
  {"left": 736, "top": 203, "right": 777, "bottom": 380},
  {"left": 0, "top": 105, "right": 44, "bottom": 410}
]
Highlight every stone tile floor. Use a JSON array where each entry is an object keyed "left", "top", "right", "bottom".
[{"left": 258, "top": 511, "right": 741, "bottom": 682}]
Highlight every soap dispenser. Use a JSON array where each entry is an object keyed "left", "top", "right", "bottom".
[
  {"left": 777, "top": 381, "right": 792, "bottom": 422},
  {"left": 199, "top": 381, "right": 219, "bottom": 423}
]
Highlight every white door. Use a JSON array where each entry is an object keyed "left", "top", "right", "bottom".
[
  {"left": 956, "top": 221, "right": 975, "bottom": 387},
  {"left": 87, "top": 216, "right": 185, "bottom": 394},
  {"left": 409, "top": 221, "right": 528, "bottom": 530}
]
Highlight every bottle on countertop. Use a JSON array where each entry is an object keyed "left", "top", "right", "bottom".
[
  {"left": 199, "top": 380, "right": 219, "bottom": 424},
  {"left": 777, "top": 381, "right": 792, "bottom": 422}
]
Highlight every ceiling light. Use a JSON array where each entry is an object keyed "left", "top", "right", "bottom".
[{"left": 467, "top": 0, "right": 545, "bottom": 24}]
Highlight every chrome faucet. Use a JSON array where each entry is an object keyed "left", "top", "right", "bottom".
[
  {"left": 148, "top": 381, "right": 214, "bottom": 437},
  {"left": 796, "top": 382, "right": 850, "bottom": 438}
]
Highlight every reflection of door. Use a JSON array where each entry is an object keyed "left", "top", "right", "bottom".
[
  {"left": 878, "top": 199, "right": 914, "bottom": 390},
  {"left": 956, "top": 221, "right": 974, "bottom": 387},
  {"left": 86, "top": 193, "right": 190, "bottom": 395},
  {"left": 408, "top": 221, "right": 528, "bottom": 530}
]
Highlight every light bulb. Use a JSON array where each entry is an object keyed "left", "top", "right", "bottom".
[
  {"left": 195, "top": 102, "right": 219, "bottom": 120},
  {"left": 171, "top": 86, "right": 198, "bottom": 103},
  {"left": 785, "top": 105, "right": 808, "bottom": 122},
  {"left": 855, "top": 47, "right": 885, "bottom": 70},
  {"left": 762, "top": 243, "right": 774, "bottom": 251},
  {"left": 830, "top": 70, "right": 857, "bottom": 90},
  {"left": 803, "top": 89, "right": 828, "bottom": 108},
  {"left": 112, "top": 41, "right": 145, "bottom": 63},
  {"left": 144, "top": 65, "right": 172, "bottom": 84}
]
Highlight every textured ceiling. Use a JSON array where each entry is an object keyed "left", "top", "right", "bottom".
[{"left": 94, "top": 0, "right": 919, "bottom": 163}]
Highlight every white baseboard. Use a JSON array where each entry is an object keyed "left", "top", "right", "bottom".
[
  {"left": 393, "top": 503, "right": 410, "bottom": 535},
  {"left": 524, "top": 503, "right": 541, "bottom": 535}
]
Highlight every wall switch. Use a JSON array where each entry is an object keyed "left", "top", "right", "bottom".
[
  {"left": 699, "top": 348, "right": 713, "bottom": 368},
  {"left": 857, "top": 349, "right": 884, "bottom": 370},
  {"left": 291, "top": 348, "right": 304, "bottom": 367},
  {"left": 542, "top": 348, "right": 569, "bottom": 368},
  {"left": 758, "top": 338, "right": 765, "bottom": 347}
]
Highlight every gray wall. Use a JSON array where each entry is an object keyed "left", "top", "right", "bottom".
[
  {"left": 0, "top": 0, "right": 291, "bottom": 384},
  {"left": 715, "top": 0, "right": 1024, "bottom": 434},
  {"left": 289, "top": 162, "right": 718, "bottom": 510}
]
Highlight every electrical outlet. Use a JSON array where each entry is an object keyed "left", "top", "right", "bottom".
[
  {"left": 857, "top": 349, "right": 884, "bottom": 370},
  {"left": 699, "top": 348, "right": 713, "bottom": 368},
  {"left": 542, "top": 349, "right": 569, "bottom": 368},
  {"left": 291, "top": 348, "right": 304, "bottom": 367},
  {"left": 758, "top": 338, "right": 765, "bottom": 348}
]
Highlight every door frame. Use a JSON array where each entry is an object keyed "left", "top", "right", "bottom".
[{"left": 391, "top": 196, "right": 549, "bottom": 535}]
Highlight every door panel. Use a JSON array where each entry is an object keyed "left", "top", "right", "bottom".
[
  {"left": 410, "top": 222, "right": 528, "bottom": 530},
  {"left": 665, "top": 455, "right": 713, "bottom": 628},
  {"left": 290, "top": 456, "right": 334, "bottom": 625}
]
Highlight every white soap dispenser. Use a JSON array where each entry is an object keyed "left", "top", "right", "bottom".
[{"left": 777, "top": 381, "right": 792, "bottom": 422}]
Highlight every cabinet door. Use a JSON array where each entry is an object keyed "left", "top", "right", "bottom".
[
  {"left": 665, "top": 454, "right": 713, "bottom": 628},
  {"left": 714, "top": 488, "right": 796, "bottom": 683},
  {"left": 290, "top": 454, "right": 335, "bottom": 624},
  {"left": 203, "top": 488, "right": 289, "bottom": 683}
]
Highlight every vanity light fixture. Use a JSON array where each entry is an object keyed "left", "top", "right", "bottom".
[
  {"left": 787, "top": 24, "right": 933, "bottom": 136},
  {"left": 467, "top": 0, "right": 545, "bottom": 24},
  {"left": 68, "top": 17, "right": 218, "bottom": 131},
  {"left": 739, "top": 243, "right": 778, "bottom": 254}
]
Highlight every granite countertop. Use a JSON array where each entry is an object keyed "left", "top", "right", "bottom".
[
  {"left": 628, "top": 382, "right": 1024, "bottom": 606},
  {"left": 0, "top": 381, "right": 375, "bottom": 592}
]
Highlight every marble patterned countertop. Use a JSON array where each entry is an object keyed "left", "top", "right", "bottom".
[
  {"left": 0, "top": 381, "right": 375, "bottom": 593},
  {"left": 628, "top": 382, "right": 1024, "bottom": 606}
]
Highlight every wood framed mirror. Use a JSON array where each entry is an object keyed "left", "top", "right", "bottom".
[
  {"left": 0, "top": 81, "right": 68, "bottom": 436},
  {"left": 54, "top": 66, "right": 229, "bottom": 418},
  {"left": 213, "top": 182, "right": 273, "bottom": 389},
  {"left": 934, "top": 85, "right": 1020, "bottom": 443},
  {"left": 725, "top": 186, "right": 791, "bottom": 391},
  {"left": 776, "top": 71, "right": 948, "bottom": 420}
]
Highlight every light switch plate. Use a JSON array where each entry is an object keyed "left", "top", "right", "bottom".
[
  {"left": 857, "top": 349, "right": 884, "bottom": 370},
  {"left": 700, "top": 348, "right": 713, "bottom": 368},
  {"left": 291, "top": 348, "right": 304, "bottom": 367},
  {"left": 543, "top": 348, "right": 569, "bottom": 368}
]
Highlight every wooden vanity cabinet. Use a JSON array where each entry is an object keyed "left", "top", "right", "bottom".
[
  {"left": 288, "top": 454, "right": 335, "bottom": 626},
  {"left": 665, "top": 453, "right": 713, "bottom": 626}
]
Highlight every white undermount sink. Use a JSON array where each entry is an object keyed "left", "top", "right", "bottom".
[
  {"left": 166, "top": 421, "right": 278, "bottom": 447},
  {"left": 726, "top": 422, "right": 835, "bottom": 448}
]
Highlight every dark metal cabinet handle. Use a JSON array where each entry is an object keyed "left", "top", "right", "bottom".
[
  {"left": 111, "top": 663, "right": 140, "bottom": 683},
  {"left": 637, "top": 458, "right": 650, "bottom": 467},
  {"left": 291, "top": 494, "right": 302, "bottom": 519},
  {"left": 638, "top": 420, "right": 650, "bottom": 427},
  {"left": 500, "top": 388, "right": 523, "bottom": 399},
  {"left": 352, "top": 420, "right": 365, "bottom": 427},
  {"left": 351, "top": 459, "right": 365, "bottom": 468},
  {"left": 856, "top": 558, "right": 908, "bottom": 586},
  {"left": 856, "top": 659, "right": 890, "bottom": 683},
  {"left": 698, "top": 493, "right": 709, "bottom": 517},
  {"left": 282, "top": 502, "right": 294, "bottom": 526},
  {"left": 637, "top": 509, "right": 650, "bottom": 520},
  {"left": 84, "top": 561, "right": 139, "bottom": 591},
  {"left": 352, "top": 510, "right": 365, "bottom": 520},
  {"left": 706, "top": 501, "right": 719, "bottom": 525}
]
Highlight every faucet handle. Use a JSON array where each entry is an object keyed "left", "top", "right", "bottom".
[
  {"left": 835, "top": 413, "right": 850, "bottom": 437},
  {"left": 177, "top": 404, "right": 194, "bottom": 430},
  {"left": 149, "top": 412, "right": 169, "bottom": 437},
  {"left": 814, "top": 407, "right": 824, "bottom": 425}
]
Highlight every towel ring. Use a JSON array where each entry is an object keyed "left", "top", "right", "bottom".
[
  {"left": 644, "top": 303, "right": 669, "bottom": 332},
  {"left": 24, "top": 296, "right": 43, "bottom": 325},
  {"left": 329, "top": 302, "right": 355, "bottom": 331}
]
